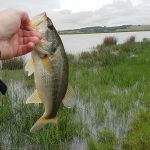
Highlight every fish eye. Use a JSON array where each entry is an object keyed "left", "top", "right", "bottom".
[{"left": 48, "top": 23, "right": 53, "bottom": 30}]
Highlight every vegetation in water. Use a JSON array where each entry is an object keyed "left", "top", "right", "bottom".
[
  {"left": 125, "top": 36, "right": 136, "bottom": 44},
  {"left": 0, "top": 39, "right": 150, "bottom": 150},
  {"left": 103, "top": 36, "right": 117, "bottom": 46}
]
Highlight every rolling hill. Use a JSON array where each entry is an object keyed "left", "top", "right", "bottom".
[{"left": 59, "top": 25, "right": 150, "bottom": 34}]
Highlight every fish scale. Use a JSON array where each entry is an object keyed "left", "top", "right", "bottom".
[{"left": 25, "top": 12, "right": 75, "bottom": 132}]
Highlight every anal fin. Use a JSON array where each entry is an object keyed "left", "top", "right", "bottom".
[{"left": 26, "top": 89, "right": 42, "bottom": 104}]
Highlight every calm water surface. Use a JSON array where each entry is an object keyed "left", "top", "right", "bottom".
[{"left": 60, "top": 31, "right": 150, "bottom": 54}]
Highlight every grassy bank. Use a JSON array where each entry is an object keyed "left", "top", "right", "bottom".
[{"left": 0, "top": 41, "right": 150, "bottom": 149}]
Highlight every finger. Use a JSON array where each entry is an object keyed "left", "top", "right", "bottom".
[
  {"left": 16, "top": 42, "right": 35, "bottom": 57},
  {"left": 19, "top": 36, "right": 41, "bottom": 45},
  {"left": 19, "top": 30, "right": 42, "bottom": 39},
  {"left": 19, "top": 10, "right": 30, "bottom": 26}
]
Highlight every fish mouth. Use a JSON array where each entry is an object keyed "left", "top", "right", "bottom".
[{"left": 29, "top": 12, "right": 47, "bottom": 30}]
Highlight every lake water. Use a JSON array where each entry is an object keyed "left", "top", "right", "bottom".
[{"left": 60, "top": 31, "right": 150, "bottom": 54}]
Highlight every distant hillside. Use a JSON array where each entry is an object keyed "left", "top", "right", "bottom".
[{"left": 59, "top": 25, "right": 150, "bottom": 34}]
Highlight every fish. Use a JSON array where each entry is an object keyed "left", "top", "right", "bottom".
[
  {"left": 0, "top": 79, "right": 7, "bottom": 95},
  {"left": 25, "top": 12, "right": 75, "bottom": 132}
]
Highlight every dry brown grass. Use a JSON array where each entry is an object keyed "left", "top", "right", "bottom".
[
  {"left": 125, "top": 36, "right": 136, "bottom": 43},
  {"left": 1, "top": 57, "right": 24, "bottom": 70},
  {"left": 103, "top": 36, "right": 117, "bottom": 46}
]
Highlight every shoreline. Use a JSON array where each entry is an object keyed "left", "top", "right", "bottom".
[{"left": 59, "top": 30, "right": 150, "bottom": 35}]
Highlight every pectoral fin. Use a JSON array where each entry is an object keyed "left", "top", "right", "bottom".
[
  {"left": 41, "top": 56, "right": 53, "bottom": 73},
  {"left": 30, "top": 116, "right": 58, "bottom": 132},
  {"left": 62, "top": 84, "right": 76, "bottom": 108},
  {"left": 25, "top": 58, "right": 35, "bottom": 76},
  {"left": 26, "top": 89, "right": 42, "bottom": 104}
]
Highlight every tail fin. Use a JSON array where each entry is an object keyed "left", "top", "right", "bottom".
[{"left": 30, "top": 116, "right": 58, "bottom": 132}]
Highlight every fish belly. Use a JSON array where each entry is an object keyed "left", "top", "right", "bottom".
[{"left": 34, "top": 59, "right": 54, "bottom": 117}]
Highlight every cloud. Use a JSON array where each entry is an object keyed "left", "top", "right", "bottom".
[
  {"left": 0, "top": 0, "right": 149, "bottom": 30},
  {"left": 60, "top": 0, "right": 114, "bottom": 12},
  {"left": 0, "top": 0, "right": 60, "bottom": 16},
  {"left": 46, "top": 0, "right": 150, "bottom": 30}
]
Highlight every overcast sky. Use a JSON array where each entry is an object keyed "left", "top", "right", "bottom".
[{"left": 0, "top": 0, "right": 150, "bottom": 30}]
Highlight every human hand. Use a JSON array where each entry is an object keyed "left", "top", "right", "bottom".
[{"left": 0, "top": 9, "right": 42, "bottom": 59}]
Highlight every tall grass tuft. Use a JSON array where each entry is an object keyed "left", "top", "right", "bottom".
[
  {"left": 125, "top": 36, "right": 136, "bottom": 43},
  {"left": 103, "top": 36, "right": 117, "bottom": 46},
  {"left": 1, "top": 57, "right": 24, "bottom": 70},
  {"left": 67, "top": 53, "right": 75, "bottom": 62},
  {"left": 79, "top": 51, "right": 91, "bottom": 61}
]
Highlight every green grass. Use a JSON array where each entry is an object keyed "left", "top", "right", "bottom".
[
  {"left": 0, "top": 41, "right": 150, "bottom": 149},
  {"left": 121, "top": 110, "right": 150, "bottom": 150}
]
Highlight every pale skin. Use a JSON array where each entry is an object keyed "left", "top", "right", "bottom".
[{"left": 0, "top": 9, "right": 42, "bottom": 59}]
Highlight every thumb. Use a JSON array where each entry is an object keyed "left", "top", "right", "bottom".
[{"left": 17, "top": 10, "right": 30, "bottom": 28}]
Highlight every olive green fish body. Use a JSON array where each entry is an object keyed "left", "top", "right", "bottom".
[
  {"left": 25, "top": 12, "right": 70, "bottom": 132},
  {"left": 32, "top": 43, "right": 68, "bottom": 118}
]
